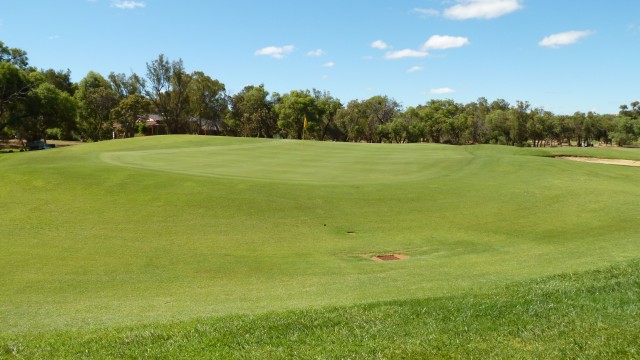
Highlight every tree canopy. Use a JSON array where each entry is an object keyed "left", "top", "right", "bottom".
[{"left": 0, "top": 40, "right": 638, "bottom": 147}]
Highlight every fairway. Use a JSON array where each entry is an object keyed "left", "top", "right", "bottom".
[{"left": 1, "top": 136, "right": 640, "bottom": 335}]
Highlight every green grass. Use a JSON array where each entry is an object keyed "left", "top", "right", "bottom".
[
  {"left": 3, "top": 260, "right": 639, "bottom": 358},
  {"left": 1, "top": 136, "right": 639, "bottom": 355}
]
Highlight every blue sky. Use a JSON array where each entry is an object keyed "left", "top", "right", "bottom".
[{"left": 1, "top": 0, "right": 638, "bottom": 114}]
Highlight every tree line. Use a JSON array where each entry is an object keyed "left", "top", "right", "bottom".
[{"left": 1, "top": 41, "right": 639, "bottom": 147}]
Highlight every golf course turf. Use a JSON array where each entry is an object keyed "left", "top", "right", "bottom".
[{"left": 1, "top": 135, "right": 639, "bottom": 357}]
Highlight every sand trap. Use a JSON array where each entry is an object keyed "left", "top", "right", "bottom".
[{"left": 558, "top": 156, "right": 640, "bottom": 167}]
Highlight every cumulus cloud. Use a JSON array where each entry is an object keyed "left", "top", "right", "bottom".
[
  {"left": 371, "top": 40, "right": 390, "bottom": 50},
  {"left": 412, "top": 8, "right": 440, "bottom": 18},
  {"left": 323, "top": 61, "right": 335, "bottom": 68},
  {"left": 255, "top": 45, "right": 294, "bottom": 59},
  {"left": 111, "top": 0, "right": 145, "bottom": 9},
  {"left": 385, "top": 49, "right": 428, "bottom": 60},
  {"left": 407, "top": 66, "right": 424, "bottom": 73},
  {"left": 422, "top": 35, "right": 470, "bottom": 50},
  {"left": 430, "top": 87, "right": 456, "bottom": 94},
  {"left": 538, "top": 30, "right": 592, "bottom": 48},
  {"left": 444, "top": 0, "right": 522, "bottom": 20},
  {"left": 307, "top": 49, "right": 325, "bottom": 57}
]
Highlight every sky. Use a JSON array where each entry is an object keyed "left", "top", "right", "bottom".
[{"left": 1, "top": 0, "right": 638, "bottom": 115}]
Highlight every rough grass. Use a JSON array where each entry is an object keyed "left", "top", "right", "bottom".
[{"left": 2, "top": 260, "right": 639, "bottom": 358}]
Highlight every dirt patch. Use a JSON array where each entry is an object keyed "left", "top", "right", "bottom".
[
  {"left": 558, "top": 156, "right": 640, "bottom": 167},
  {"left": 372, "top": 254, "right": 409, "bottom": 262}
]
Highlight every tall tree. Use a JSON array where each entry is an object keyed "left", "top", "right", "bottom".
[
  {"left": 276, "top": 90, "right": 320, "bottom": 139},
  {"left": 313, "top": 90, "right": 343, "bottom": 141},
  {"left": 189, "top": 71, "right": 227, "bottom": 135},
  {"left": 335, "top": 100, "right": 367, "bottom": 142},
  {"left": 40, "top": 69, "right": 77, "bottom": 96},
  {"left": 18, "top": 82, "right": 77, "bottom": 141},
  {"left": 227, "top": 85, "right": 277, "bottom": 137},
  {"left": 0, "top": 41, "right": 29, "bottom": 69},
  {"left": 110, "top": 94, "right": 151, "bottom": 138},
  {"left": 142, "top": 54, "right": 192, "bottom": 134},
  {"left": 0, "top": 62, "right": 31, "bottom": 133},
  {"left": 109, "top": 72, "right": 143, "bottom": 100},
  {"left": 75, "top": 71, "right": 118, "bottom": 141}
]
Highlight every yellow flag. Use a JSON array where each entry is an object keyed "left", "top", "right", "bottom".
[{"left": 303, "top": 116, "right": 308, "bottom": 129}]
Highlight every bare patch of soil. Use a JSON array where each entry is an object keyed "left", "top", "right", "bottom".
[
  {"left": 372, "top": 254, "right": 409, "bottom": 262},
  {"left": 558, "top": 156, "right": 640, "bottom": 167}
]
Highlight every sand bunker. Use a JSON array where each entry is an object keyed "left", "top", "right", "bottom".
[{"left": 558, "top": 156, "right": 640, "bottom": 167}]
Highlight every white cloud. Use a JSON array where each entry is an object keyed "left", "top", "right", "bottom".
[
  {"left": 111, "top": 0, "right": 145, "bottom": 9},
  {"left": 444, "top": 0, "right": 522, "bottom": 20},
  {"left": 412, "top": 8, "right": 440, "bottom": 18},
  {"left": 538, "top": 30, "right": 592, "bottom": 48},
  {"left": 385, "top": 49, "right": 428, "bottom": 60},
  {"left": 307, "top": 49, "right": 325, "bottom": 57},
  {"left": 422, "top": 35, "right": 470, "bottom": 50},
  {"left": 407, "top": 66, "right": 424, "bottom": 73},
  {"left": 255, "top": 45, "right": 294, "bottom": 59},
  {"left": 371, "top": 40, "right": 390, "bottom": 50},
  {"left": 430, "top": 87, "right": 456, "bottom": 94},
  {"left": 323, "top": 61, "right": 335, "bottom": 68},
  {"left": 48, "top": 35, "right": 61, "bottom": 40}
]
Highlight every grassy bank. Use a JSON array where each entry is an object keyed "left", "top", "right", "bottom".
[{"left": 3, "top": 260, "right": 639, "bottom": 358}]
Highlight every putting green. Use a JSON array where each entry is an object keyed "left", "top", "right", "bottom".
[
  {"left": 101, "top": 140, "right": 473, "bottom": 184},
  {"left": 1, "top": 136, "right": 639, "bottom": 334}
]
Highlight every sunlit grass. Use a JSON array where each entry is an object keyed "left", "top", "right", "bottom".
[{"left": 1, "top": 135, "right": 639, "bottom": 356}]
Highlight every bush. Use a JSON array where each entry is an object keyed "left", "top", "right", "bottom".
[
  {"left": 137, "top": 123, "right": 148, "bottom": 135},
  {"left": 46, "top": 128, "right": 62, "bottom": 140}
]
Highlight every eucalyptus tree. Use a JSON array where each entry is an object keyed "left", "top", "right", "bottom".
[
  {"left": 507, "top": 101, "right": 531, "bottom": 146},
  {"left": 110, "top": 94, "right": 151, "bottom": 138},
  {"left": 276, "top": 90, "right": 321, "bottom": 139},
  {"left": 227, "top": 85, "right": 277, "bottom": 137},
  {"left": 75, "top": 71, "right": 118, "bottom": 141},
  {"left": 362, "top": 95, "right": 400, "bottom": 142},
  {"left": 41, "top": 68, "right": 77, "bottom": 96},
  {"left": 335, "top": 100, "right": 367, "bottom": 142},
  {"left": 313, "top": 90, "right": 343, "bottom": 141},
  {"left": 109, "top": 72, "right": 143, "bottom": 100},
  {"left": 528, "top": 108, "right": 555, "bottom": 147},
  {"left": 18, "top": 82, "right": 77, "bottom": 141},
  {"left": 420, "top": 99, "right": 458, "bottom": 143},
  {"left": 0, "top": 41, "right": 29, "bottom": 69},
  {"left": 142, "top": 54, "right": 192, "bottom": 134},
  {"left": 189, "top": 71, "right": 227, "bottom": 134},
  {"left": 0, "top": 62, "right": 31, "bottom": 134}
]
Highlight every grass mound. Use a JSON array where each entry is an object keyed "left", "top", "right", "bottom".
[{"left": 3, "top": 260, "right": 639, "bottom": 358}]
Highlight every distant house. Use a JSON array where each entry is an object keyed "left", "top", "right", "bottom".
[
  {"left": 132, "top": 114, "right": 225, "bottom": 136},
  {"left": 188, "top": 116, "right": 225, "bottom": 135},
  {"left": 137, "top": 114, "right": 167, "bottom": 136}
]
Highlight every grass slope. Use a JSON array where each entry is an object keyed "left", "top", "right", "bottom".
[
  {"left": 3, "top": 260, "right": 639, "bottom": 358},
  {"left": 1, "top": 136, "right": 639, "bottom": 338}
]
